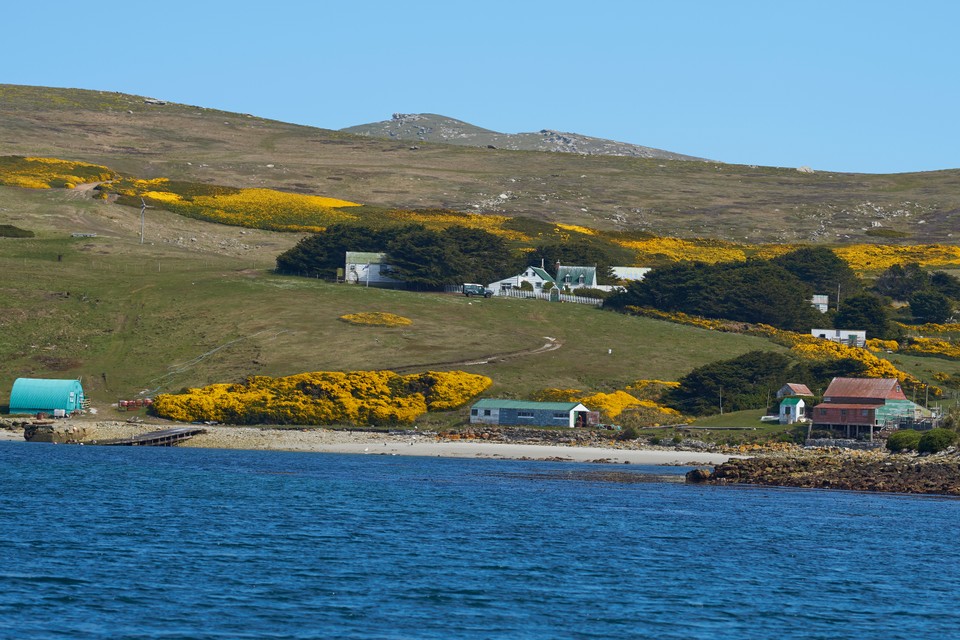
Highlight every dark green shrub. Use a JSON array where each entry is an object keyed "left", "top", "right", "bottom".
[
  {"left": 672, "top": 434, "right": 683, "bottom": 444},
  {"left": 572, "top": 287, "right": 609, "bottom": 299},
  {"left": 649, "top": 436, "right": 662, "bottom": 446},
  {"left": 886, "top": 429, "right": 922, "bottom": 452},
  {"left": 0, "top": 224, "right": 34, "bottom": 238},
  {"left": 617, "top": 425, "right": 640, "bottom": 441},
  {"left": 917, "top": 428, "right": 958, "bottom": 454}
]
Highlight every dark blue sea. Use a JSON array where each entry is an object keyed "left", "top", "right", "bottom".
[{"left": 1, "top": 442, "right": 958, "bottom": 639}]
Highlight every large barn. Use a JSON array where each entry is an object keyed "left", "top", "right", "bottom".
[
  {"left": 9, "top": 378, "right": 85, "bottom": 415},
  {"left": 811, "top": 377, "right": 934, "bottom": 439}
]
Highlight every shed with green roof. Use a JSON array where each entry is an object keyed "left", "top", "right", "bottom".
[
  {"left": 469, "top": 399, "right": 596, "bottom": 428},
  {"left": 778, "top": 397, "right": 806, "bottom": 425}
]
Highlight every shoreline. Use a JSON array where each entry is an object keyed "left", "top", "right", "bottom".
[{"left": 2, "top": 422, "right": 734, "bottom": 466}]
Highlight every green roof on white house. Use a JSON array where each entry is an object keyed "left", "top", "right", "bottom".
[
  {"left": 528, "top": 266, "right": 554, "bottom": 282},
  {"left": 471, "top": 399, "right": 586, "bottom": 411},
  {"left": 556, "top": 265, "right": 596, "bottom": 286},
  {"left": 780, "top": 397, "right": 803, "bottom": 407}
]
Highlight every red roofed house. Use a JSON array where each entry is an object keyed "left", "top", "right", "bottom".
[
  {"left": 811, "top": 377, "right": 933, "bottom": 440},
  {"left": 776, "top": 383, "right": 813, "bottom": 400}
]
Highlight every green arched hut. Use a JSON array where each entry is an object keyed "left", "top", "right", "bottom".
[{"left": 9, "top": 378, "right": 85, "bottom": 415}]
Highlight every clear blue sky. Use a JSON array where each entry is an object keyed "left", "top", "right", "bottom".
[{"left": 5, "top": 1, "right": 958, "bottom": 173}]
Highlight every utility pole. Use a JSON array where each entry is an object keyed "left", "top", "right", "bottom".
[{"left": 719, "top": 386, "right": 723, "bottom": 415}]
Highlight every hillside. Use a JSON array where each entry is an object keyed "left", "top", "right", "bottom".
[
  {"left": 0, "top": 184, "right": 782, "bottom": 415},
  {"left": 341, "top": 113, "right": 705, "bottom": 161},
  {"left": 2, "top": 84, "right": 960, "bottom": 244}
]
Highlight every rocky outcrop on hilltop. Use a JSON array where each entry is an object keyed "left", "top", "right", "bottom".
[
  {"left": 342, "top": 113, "right": 705, "bottom": 160},
  {"left": 686, "top": 451, "right": 960, "bottom": 496}
]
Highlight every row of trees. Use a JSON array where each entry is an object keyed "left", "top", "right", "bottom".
[
  {"left": 607, "top": 246, "right": 958, "bottom": 335},
  {"left": 664, "top": 350, "right": 871, "bottom": 416},
  {"left": 275, "top": 223, "right": 624, "bottom": 289},
  {"left": 874, "top": 263, "right": 960, "bottom": 323},
  {"left": 606, "top": 247, "right": 861, "bottom": 332}
]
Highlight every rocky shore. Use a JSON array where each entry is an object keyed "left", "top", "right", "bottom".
[{"left": 686, "top": 450, "right": 960, "bottom": 496}]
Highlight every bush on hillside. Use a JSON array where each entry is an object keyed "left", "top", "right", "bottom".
[
  {"left": 571, "top": 287, "right": 609, "bottom": 299},
  {"left": 886, "top": 429, "right": 922, "bottom": 452},
  {"left": 917, "top": 428, "right": 958, "bottom": 454},
  {"left": 0, "top": 224, "right": 34, "bottom": 238}
]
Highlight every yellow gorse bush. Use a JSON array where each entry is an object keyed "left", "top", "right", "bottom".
[
  {"left": 834, "top": 244, "right": 960, "bottom": 272},
  {"left": 555, "top": 223, "right": 596, "bottom": 236},
  {"left": 901, "top": 337, "right": 960, "bottom": 360},
  {"left": 339, "top": 312, "right": 413, "bottom": 327},
  {"left": 155, "top": 187, "right": 360, "bottom": 232},
  {"left": 866, "top": 338, "right": 899, "bottom": 352},
  {"left": 388, "top": 209, "right": 530, "bottom": 241},
  {"left": 153, "top": 369, "right": 492, "bottom": 425},
  {"left": 0, "top": 156, "right": 116, "bottom": 189},
  {"left": 896, "top": 321, "right": 960, "bottom": 335},
  {"left": 615, "top": 237, "right": 751, "bottom": 264},
  {"left": 533, "top": 384, "right": 683, "bottom": 423}
]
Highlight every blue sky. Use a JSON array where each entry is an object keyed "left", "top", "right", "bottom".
[{"left": 5, "top": 1, "right": 958, "bottom": 173}]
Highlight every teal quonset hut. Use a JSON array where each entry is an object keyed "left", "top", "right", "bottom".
[{"left": 9, "top": 378, "right": 85, "bottom": 415}]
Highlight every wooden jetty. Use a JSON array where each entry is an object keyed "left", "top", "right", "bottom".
[{"left": 95, "top": 427, "right": 207, "bottom": 447}]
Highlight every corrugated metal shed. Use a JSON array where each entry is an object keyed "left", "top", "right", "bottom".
[
  {"left": 471, "top": 399, "right": 583, "bottom": 411},
  {"left": 823, "top": 378, "right": 906, "bottom": 402},
  {"left": 469, "top": 399, "right": 592, "bottom": 428},
  {"left": 9, "top": 378, "right": 85, "bottom": 414}
]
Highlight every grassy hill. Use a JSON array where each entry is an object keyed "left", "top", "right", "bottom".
[
  {"left": 2, "top": 84, "right": 960, "bottom": 244},
  {"left": 0, "top": 184, "right": 781, "bottom": 417}
]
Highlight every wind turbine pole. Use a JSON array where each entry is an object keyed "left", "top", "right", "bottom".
[{"left": 140, "top": 198, "right": 146, "bottom": 244}]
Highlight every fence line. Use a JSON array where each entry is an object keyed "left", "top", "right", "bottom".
[{"left": 496, "top": 288, "right": 604, "bottom": 307}]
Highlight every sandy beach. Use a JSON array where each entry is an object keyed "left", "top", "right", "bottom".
[{"left": 2, "top": 421, "right": 734, "bottom": 466}]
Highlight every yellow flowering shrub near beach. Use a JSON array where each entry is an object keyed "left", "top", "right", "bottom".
[
  {"left": 339, "top": 312, "right": 413, "bottom": 327},
  {"left": 153, "top": 369, "right": 492, "bottom": 425},
  {"left": 0, "top": 156, "right": 116, "bottom": 189},
  {"left": 533, "top": 384, "right": 683, "bottom": 424}
]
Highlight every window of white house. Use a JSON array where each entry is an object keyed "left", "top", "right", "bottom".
[
  {"left": 471, "top": 409, "right": 478, "bottom": 416},
  {"left": 517, "top": 411, "right": 534, "bottom": 419},
  {"left": 552, "top": 412, "right": 568, "bottom": 420},
  {"left": 483, "top": 410, "right": 491, "bottom": 416}
]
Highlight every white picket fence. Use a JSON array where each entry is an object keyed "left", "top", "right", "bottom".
[
  {"left": 496, "top": 288, "right": 604, "bottom": 307},
  {"left": 445, "top": 284, "right": 604, "bottom": 307}
]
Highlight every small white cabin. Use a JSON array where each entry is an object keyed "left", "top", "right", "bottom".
[{"left": 811, "top": 328, "right": 866, "bottom": 348}]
